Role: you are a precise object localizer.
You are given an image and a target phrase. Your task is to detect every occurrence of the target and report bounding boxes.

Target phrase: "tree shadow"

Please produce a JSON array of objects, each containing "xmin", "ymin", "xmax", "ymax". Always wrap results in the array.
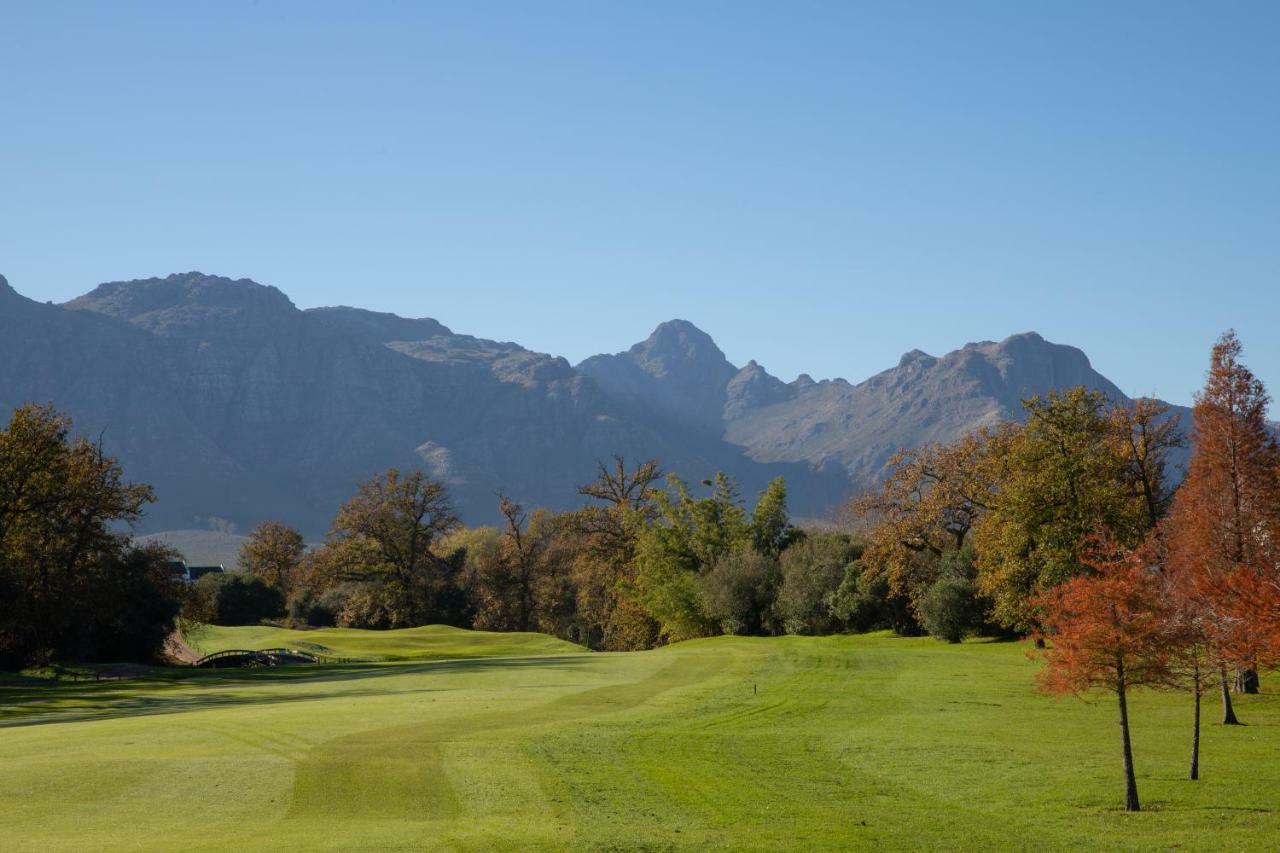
[{"xmin": 0, "ymin": 654, "xmax": 594, "ymax": 729}]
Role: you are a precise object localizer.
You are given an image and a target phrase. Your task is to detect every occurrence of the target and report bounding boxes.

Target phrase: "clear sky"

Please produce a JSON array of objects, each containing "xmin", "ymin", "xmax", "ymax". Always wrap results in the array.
[{"xmin": 2, "ymin": 2, "xmax": 1277, "ymax": 405}]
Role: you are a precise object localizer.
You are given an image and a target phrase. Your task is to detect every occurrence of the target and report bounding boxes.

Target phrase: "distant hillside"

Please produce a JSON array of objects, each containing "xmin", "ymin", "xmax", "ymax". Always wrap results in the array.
[
  {"xmin": 1, "ymin": 270, "xmax": 1185, "ymax": 535},
  {"xmin": 135, "ymin": 529, "xmax": 250, "ymax": 570}
]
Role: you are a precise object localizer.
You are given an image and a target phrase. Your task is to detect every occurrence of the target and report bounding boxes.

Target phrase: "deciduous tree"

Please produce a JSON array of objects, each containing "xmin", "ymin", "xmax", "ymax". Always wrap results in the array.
[
  {"xmin": 560, "ymin": 457, "xmax": 662, "ymax": 649},
  {"xmin": 0, "ymin": 404, "xmax": 175, "ymax": 667},
  {"xmin": 327, "ymin": 468, "xmax": 460, "ymax": 625},
  {"xmin": 1163, "ymin": 331, "xmax": 1280, "ymax": 723},
  {"xmin": 239, "ymin": 521, "xmax": 306, "ymax": 597},
  {"xmin": 975, "ymin": 389, "xmax": 1152, "ymax": 631},
  {"xmin": 852, "ymin": 425, "xmax": 1010, "ymax": 610},
  {"xmin": 1034, "ymin": 541, "xmax": 1181, "ymax": 812}
]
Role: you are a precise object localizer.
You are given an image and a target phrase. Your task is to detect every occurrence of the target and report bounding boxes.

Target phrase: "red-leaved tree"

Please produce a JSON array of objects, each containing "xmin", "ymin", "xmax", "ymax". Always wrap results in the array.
[
  {"xmin": 1163, "ymin": 331, "xmax": 1280, "ymax": 725},
  {"xmin": 1155, "ymin": 537, "xmax": 1217, "ymax": 780},
  {"xmin": 1034, "ymin": 541, "xmax": 1180, "ymax": 812}
]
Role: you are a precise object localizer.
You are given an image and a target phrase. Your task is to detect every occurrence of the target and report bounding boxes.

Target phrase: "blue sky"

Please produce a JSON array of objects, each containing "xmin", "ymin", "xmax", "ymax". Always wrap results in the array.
[{"xmin": 2, "ymin": 2, "xmax": 1277, "ymax": 405}]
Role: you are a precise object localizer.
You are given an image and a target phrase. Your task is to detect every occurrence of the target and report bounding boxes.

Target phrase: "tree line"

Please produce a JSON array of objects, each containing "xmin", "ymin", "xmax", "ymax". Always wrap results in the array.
[{"xmin": 213, "ymin": 462, "xmax": 889, "ymax": 651}]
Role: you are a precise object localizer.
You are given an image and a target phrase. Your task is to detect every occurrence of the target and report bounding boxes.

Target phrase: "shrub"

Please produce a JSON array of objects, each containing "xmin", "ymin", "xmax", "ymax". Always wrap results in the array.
[
  {"xmin": 305, "ymin": 585, "xmax": 355, "ymax": 627},
  {"xmin": 700, "ymin": 547, "xmax": 781, "ymax": 636},
  {"xmin": 285, "ymin": 588, "xmax": 314, "ymax": 625},
  {"xmin": 776, "ymin": 534, "xmax": 861, "ymax": 635},
  {"xmin": 919, "ymin": 576, "xmax": 984, "ymax": 643},
  {"xmin": 829, "ymin": 565, "xmax": 921, "ymax": 635},
  {"xmin": 919, "ymin": 548, "xmax": 992, "ymax": 643},
  {"xmin": 285, "ymin": 587, "xmax": 343, "ymax": 628}
]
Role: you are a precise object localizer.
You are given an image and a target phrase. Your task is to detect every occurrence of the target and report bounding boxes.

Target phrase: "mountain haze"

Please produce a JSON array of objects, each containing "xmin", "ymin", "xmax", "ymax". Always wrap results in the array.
[{"xmin": 1, "ymin": 272, "xmax": 1176, "ymax": 536}]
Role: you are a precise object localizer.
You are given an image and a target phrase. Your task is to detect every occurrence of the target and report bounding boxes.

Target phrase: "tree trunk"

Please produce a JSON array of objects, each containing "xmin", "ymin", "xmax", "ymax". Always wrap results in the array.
[
  {"xmin": 1190, "ymin": 672, "xmax": 1201, "ymax": 781},
  {"xmin": 1117, "ymin": 661, "xmax": 1141, "ymax": 812},
  {"xmin": 1235, "ymin": 668, "xmax": 1260, "ymax": 695},
  {"xmin": 1220, "ymin": 664, "xmax": 1241, "ymax": 725}
]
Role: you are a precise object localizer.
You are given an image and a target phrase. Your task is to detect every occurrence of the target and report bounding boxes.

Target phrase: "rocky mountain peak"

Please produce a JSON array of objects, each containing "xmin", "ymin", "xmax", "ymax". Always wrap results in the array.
[
  {"xmin": 897, "ymin": 349, "xmax": 937, "ymax": 369},
  {"xmin": 628, "ymin": 319, "xmax": 734, "ymax": 380},
  {"xmin": 961, "ymin": 331, "xmax": 1121, "ymax": 404},
  {"xmin": 576, "ymin": 319, "xmax": 738, "ymax": 434},
  {"xmin": 725, "ymin": 359, "xmax": 792, "ymax": 420},
  {"xmin": 65, "ymin": 272, "xmax": 300, "ymax": 341}
]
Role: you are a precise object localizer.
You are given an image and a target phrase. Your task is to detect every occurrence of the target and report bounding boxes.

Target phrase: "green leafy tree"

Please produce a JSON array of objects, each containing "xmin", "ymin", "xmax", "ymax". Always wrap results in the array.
[
  {"xmin": 633, "ymin": 473, "xmax": 754, "ymax": 642},
  {"xmin": 751, "ymin": 477, "xmax": 799, "ymax": 558},
  {"xmin": 700, "ymin": 546, "xmax": 781, "ymax": 635},
  {"xmin": 974, "ymin": 389, "xmax": 1152, "ymax": 631}
]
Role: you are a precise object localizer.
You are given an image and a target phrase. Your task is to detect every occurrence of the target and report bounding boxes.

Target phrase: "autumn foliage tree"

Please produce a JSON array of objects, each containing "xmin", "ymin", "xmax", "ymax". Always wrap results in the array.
[
  {"xmin": 324, "ymin": 468, "xmax": 462, "ymax": 626},
  {"xmin": 851, "ymin": 425, "xmax": 1011, "ymax": 612},
  {"xmin": 1155, "ymin": 537, "xmax": 1217, "ymax": 781},
  {"xmin": 239, "ymin": 521, "xmax": 306, "ymax": 598},
  {"xmin": 463, "ymin": 494, "xmax": 573, "ymax": 634},
  {"xmin": 1034, "ymin": 541, "xmax": 1182, "ymax": 812},
  {"xmin": 1164, "ymin": 331, "xmax": 1280, "ymax": 725},
  {"xmin": 1109, "ymin": 399, "xmax": 1185, "ymax": 531},
  {"xmin": 561, "ymin": 456, "xmax": 663, "ymax": 650}
]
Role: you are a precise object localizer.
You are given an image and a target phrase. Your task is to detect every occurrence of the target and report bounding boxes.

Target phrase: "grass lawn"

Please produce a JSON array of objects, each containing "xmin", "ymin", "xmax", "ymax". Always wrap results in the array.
[
  {"xmin": 182, "ymin": 623, "xmax": 586, "ymax": 662},
  {"xmin": 1, "ymin": 631, "xmax": 1277, "ymax": 851}
]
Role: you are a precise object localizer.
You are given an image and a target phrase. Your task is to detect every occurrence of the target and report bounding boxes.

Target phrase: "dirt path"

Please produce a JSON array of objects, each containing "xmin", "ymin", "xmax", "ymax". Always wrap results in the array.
[{"xmin": 164, "ymin": 630, "xmax": 201, "ymax": 665}]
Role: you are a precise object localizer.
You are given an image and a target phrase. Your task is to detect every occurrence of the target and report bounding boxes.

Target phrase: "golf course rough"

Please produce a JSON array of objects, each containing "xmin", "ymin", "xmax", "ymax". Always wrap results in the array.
[{"xmin": 1, "ymin": 628, "xmax": 1277, "ymax": 851}]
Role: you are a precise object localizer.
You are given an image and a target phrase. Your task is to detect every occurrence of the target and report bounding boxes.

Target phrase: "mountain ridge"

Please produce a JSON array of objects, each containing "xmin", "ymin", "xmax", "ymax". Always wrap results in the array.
[{"xmin": 2, "ymin": 271, "xmax": 1180, "ymax": 535}]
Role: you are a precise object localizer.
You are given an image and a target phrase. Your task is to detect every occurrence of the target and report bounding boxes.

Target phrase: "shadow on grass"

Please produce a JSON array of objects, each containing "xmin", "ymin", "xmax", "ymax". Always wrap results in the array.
[{"xmin": 0, "ymin": 654, "xmax": 594, "ymax": 729}]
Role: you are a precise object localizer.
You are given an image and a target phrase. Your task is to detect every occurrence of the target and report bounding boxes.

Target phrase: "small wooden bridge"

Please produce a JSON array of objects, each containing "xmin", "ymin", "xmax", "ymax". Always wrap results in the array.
[{"xmin": 192, "ymin": 648, "xmax": 354, "ymax": 669}]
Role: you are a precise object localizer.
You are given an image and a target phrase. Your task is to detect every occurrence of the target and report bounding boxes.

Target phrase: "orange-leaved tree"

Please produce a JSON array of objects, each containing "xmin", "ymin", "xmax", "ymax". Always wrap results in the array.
[
  {"xmin": 1153, "ymin": 532, "xmax": 1217, "ymax": 781},
  {"xmin": 1163, "ymin": 331, "xmax": 1280, "ymax": 724},
  {"xmin": 1034, "ymin": 539, "xmax": 1182, "ymax": 812}
]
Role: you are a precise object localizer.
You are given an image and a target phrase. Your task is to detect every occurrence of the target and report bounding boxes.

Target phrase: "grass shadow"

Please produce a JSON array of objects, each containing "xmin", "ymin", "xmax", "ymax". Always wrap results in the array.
[{"xmin": 0, "ymin": 654, "xmax": 595, "ymax": 729}]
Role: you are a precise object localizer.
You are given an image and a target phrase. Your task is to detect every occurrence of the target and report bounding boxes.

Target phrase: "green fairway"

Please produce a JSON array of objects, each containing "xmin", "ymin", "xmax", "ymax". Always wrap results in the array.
[
  {"xmin": 182, "ymin": 623, "xmax": 586, "ymax": 662},
  {"xmin": 1, "ymin": 632, "xmax": 1277, "ymax": 851}
]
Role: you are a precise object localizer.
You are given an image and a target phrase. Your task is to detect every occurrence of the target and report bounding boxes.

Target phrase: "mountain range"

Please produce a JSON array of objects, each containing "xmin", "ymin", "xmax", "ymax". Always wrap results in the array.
[{"xmin": 0, "ymin": 272, "xmax": 1179, "ymax": 536}]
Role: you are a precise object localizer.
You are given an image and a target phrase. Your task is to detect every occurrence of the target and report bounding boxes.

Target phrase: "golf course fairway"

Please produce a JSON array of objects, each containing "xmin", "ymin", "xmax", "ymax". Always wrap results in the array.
[{"xmin": 1, "ymin": 629, "xmax": 1277, "ymax": 851}]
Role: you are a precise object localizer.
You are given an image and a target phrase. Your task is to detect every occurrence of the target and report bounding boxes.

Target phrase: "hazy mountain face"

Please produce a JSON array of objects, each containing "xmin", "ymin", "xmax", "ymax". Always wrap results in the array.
[
  {"xmin": 578, "ymin": 320, "xmax": 1176, "ymax": 487},
  {"xmin": 578, "ymin": 320, "xmax": 739, "ymax": 433},
  {"xmin": 721, "ymin": 333, "xmax": 1138, "ymax": 484},
  {"xmin": 1, "ymin": 271, "xmax": 1172, "ymax": 536}
]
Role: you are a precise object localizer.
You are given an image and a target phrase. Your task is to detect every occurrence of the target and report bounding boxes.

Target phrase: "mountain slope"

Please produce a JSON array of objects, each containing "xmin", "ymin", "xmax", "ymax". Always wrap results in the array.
[
  {"xmin": 5, "ymin": 273, "xmax": 846, "ymax": 535},
  {"xmin": 577, "ymin": 319, "xmax": 739, "ymax": 433},
  {"xmin": 2, "ymin": 271, "xmax": 1178, "ymax": 536},
  {"xmin": 579, "ymin": 322, "xmax": 1172, "ymax": 487},
  {"xmin": 722, "ymin": 332, "xmax": 1141, "ymax": 482}
]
